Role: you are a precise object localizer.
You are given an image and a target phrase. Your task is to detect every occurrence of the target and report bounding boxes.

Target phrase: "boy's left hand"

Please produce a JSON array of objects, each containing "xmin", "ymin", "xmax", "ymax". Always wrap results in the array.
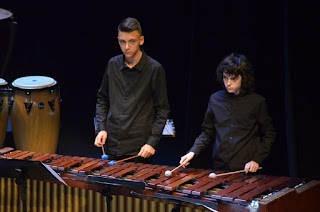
[
  {"xmin": 244, "ymin": 161, "xmax": 259, "ymax": 173},
  {"xmin": 138, "ymin": 144, "xmax": 155, "ymax": 158}
]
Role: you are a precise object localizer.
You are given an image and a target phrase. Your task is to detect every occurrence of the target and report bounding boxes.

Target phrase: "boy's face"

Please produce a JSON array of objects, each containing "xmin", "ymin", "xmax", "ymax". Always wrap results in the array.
[
  {"xmin": 118, "ymin": 30, "xmax": 144, "ymax": 59},
  {"xmin": 223, "ymin": 73, "xmax": 242, "ymax": 95}
]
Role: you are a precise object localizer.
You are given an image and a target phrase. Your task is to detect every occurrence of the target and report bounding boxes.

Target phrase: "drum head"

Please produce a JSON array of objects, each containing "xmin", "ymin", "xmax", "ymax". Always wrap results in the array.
[
  {"xmin": 12, "ymin": 76, "xmax": 57, "ymax": 89},
  {"xmin": 0, "ymin": 8, "xmax": 12, "ymax": 21},
  {"xmin": 0, "ymin": 78, "xmax": 7, "ymax": 86}
]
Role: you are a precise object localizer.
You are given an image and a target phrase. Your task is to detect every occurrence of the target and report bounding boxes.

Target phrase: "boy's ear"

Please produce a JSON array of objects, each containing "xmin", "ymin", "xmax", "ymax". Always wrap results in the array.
[{"xmin": 140, "ymin": 36, "xmax": 144, "ymax": 45}]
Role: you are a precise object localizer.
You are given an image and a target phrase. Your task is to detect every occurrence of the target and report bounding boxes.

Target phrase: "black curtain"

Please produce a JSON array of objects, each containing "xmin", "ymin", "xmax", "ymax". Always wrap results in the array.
[{"xmin": 1, "ymin": 0, "xmax": 319, "ymax": 179}]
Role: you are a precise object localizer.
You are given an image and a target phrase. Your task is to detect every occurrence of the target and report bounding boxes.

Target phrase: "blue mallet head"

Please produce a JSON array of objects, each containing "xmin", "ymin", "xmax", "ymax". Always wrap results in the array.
[
  {"xmin": 101, "ymin": 154, "xmax": 109, "ymax": 160},
  {"xmin": 108, "ymin": 161, "xmax": 116, "ymax": 166}
]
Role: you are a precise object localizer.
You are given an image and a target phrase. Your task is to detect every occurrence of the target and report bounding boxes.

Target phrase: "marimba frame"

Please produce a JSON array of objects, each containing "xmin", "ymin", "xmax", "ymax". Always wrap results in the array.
[{"xmin": 1, "ymin": 147, "xmax": 319, "ymax": 212}]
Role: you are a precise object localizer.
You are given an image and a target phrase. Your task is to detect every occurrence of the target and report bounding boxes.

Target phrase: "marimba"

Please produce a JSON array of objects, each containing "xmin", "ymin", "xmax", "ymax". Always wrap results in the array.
[{"xmin": 0, "ymin": 147, "xmax": 319, "ymax": 212}]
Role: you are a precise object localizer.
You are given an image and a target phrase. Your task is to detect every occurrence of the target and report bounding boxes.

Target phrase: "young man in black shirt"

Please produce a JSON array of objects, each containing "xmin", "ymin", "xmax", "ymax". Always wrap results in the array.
[
  {"xmin": 180, "ymin": 53, "xmax": 276, "ymax": 173},
  {"xmin": 94, "ymin": 17, "xmax": 170, "ymax": 163}
]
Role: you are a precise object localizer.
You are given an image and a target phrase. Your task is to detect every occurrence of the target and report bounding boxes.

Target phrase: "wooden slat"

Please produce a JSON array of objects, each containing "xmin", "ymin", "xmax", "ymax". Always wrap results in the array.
[
  {"xmin": 1, "ymin": 150, "xmax": 22, "ymax": 158},
  {"xmin": 164, "ymin": 170, "xmax": 204, "ymax": 191},
  {"xmin": 146, "ymin": 166, "xmax": 178, "ymax": 187},
  {"xmin": 211, "ymin": 174, "xmax": 264, "ymax": 199},
  {"xmin": 110, "ymin": 165, "xmax": 139, "ymax": 178},
  {"xmin": 8, "ymin": 151, "xmax": 32, "ymax": 159},
  {"xmin": 192, "ymin": 178, "xmax": 225, "ymax": 196},
  {"xmin": 221, "ymin": 176, "xmax": 276, "ymax": 202},
  {"xmin": 57, "ymin": 157, "xmax": 88, "ymax": 171},
  {"xmin": 182, "ymin": 177, "xmax": 214, "ymax": 194},
  {"xmin": 14, "ymin": 152, "xmax": 36, "ymax": 160},
  {"xmin": 164, "ymin": 175, "xmax": 198, "ymax": 191},
  {"xmin": 78, "ymin": 160, "xmax": 108, "ymax": 174},
  {"xmin": 0, "ymin": 147, "xmax": 14, "ymax": 155},
  {"xmin": 128, "ymin": 166, "xmax": 168, "ymax": 181},
  {"xmin": 46, "ymin": 156, "xmax": 72, "ymax": 166},
  {"xmin": 70, "ymin": 159, "xmax": 102, "ymax": 173},
  {"xmin": 182, "ymin": 172, "xmax": 237, "ymax": 195},
  {"xmin": 101, "ymin": 163, "xmax": 135, "ymax": 177},
  {"xmin": 156, "ymin": 173, "xmax": 188, "ymax": 189},
  {"xmin": 211, "ymin": 181, "xmax": 247, "ymax": 199},
  {"xmin": 210, "ymin": 174, "xmax": 256, "ymax": 199},
  {"xmin": 234, "ymin": 176, "xmax": 291, "ymax": 203},
  {"xmin": 134, "ymin": 163, "xmax": 153, "ymax": 171},
  {"xmin": 29, "ymin": 153, "xmax": 52, "ymax": 161},
  {"xmin": 29, "ymin": 152, "xmax": 46, "ymax": 159},
  {"xmin": 51, "ymin": 156, "xmax": 80, "ymax": 169},
  {"xmin": 193, "ymin": 170, "xmax": 213, "ymax": 180},
  {"xmin": 271, "ymin": 177, "xmax": 305, "ymax": 191},
  {"xmin": 30, "ymin": 154, "xmax": 59, "ymax": 162},
  {"xmin": 93, "ymin": 162, "xmax": 126, "ymax": 176}
]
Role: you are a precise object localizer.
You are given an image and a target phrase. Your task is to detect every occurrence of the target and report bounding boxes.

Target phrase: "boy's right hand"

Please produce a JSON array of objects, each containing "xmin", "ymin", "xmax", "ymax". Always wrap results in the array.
[
  {"xmin": 180, "ymin": 152, "xmax": 195, "ymax": 168},
  {"xmin": 94, "ymin": 131, "xmax": 108, "ymax": 147}
]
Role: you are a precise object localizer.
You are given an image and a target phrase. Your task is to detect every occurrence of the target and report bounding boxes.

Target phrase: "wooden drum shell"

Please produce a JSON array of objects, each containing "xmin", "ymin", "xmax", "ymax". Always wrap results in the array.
[
  {"xmin": 0, "ymin": 89, "xmax": 10, "ymax": 148},
  {"xmin": 11, "ymin": 85, "xmax": 60, "ymax": 153}
]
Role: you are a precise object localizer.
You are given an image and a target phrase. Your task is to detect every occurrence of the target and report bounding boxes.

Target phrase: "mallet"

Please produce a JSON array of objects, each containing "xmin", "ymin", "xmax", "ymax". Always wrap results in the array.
[
  {"xmin": 209, "ymin": 167, "xmax": 262, "ymax": 178},
  {"xmin": 101, "ymin": 144, "xmax": 109, "ymax": 160},
  {"xmin": 108, "ymin": 155, "xmax": 140, "ymax": 166},
  {"xmin": 165, "ymin": 164, "xmax": 183, "ymax": 177}
]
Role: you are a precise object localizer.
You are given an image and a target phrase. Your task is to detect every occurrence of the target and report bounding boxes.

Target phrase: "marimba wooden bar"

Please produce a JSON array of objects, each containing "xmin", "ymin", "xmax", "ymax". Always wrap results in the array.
[{"xmin": 1, "ymin": 147, "xmax": 319, "ymax": 212}]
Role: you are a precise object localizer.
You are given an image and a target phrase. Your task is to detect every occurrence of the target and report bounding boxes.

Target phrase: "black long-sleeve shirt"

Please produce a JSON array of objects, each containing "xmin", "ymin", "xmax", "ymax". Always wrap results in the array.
[
  {"xmin": 189, "ymin": 90, "xmax": 276, "ymax": 171},
  {"xmin": 96, "ymin": 50, "xmax": 170, "ymax": 156}
]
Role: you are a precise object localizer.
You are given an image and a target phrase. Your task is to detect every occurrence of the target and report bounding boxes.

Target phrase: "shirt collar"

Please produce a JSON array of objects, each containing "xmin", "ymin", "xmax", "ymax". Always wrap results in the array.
[
  {"xmin": 121, "ymin": 49, "xmax": 147, "ymax": 72},
  {"xmin": 224, "ymin": 89, "xmax": 247, "ymax": 98}
]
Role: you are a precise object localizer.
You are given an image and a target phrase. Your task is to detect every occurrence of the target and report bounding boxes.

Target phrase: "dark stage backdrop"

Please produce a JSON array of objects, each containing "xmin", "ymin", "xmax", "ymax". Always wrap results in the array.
[{"xmin": 1, "ymin": 0, "xmax": 319, "ymax": 180}]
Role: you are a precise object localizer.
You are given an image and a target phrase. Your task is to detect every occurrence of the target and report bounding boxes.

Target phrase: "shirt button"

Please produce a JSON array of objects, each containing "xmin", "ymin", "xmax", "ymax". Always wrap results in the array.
[{"xmin": 230, "ymin": 137, "xmax": 233, "ymax": 140}]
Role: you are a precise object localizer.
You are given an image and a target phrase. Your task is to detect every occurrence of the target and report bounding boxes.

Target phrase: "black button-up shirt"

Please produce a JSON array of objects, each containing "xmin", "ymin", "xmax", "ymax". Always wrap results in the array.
[
  {"xmin": 96, "ymin": 50, "xmax": 170, "ymax": 156},
  {"xmin": 189, "ymin": 90, "xmax": 276, "ymax": 171}
]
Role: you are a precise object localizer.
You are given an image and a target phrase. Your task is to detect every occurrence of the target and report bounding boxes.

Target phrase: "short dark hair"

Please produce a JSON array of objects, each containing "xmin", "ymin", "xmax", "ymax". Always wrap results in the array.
[
  {"xmin": 216, "ymin": 53, "xmax": 255, "ymax": 94},
  {"xmin": 118, "ymin": 17, "xmax": 142, "ymax": 35}
]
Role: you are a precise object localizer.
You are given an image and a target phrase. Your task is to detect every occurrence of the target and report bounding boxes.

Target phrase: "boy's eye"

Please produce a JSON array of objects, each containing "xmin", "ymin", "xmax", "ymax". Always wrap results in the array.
[{"xmin": 223, "ymin": 75, "xmax": 237, "ymax": 81}]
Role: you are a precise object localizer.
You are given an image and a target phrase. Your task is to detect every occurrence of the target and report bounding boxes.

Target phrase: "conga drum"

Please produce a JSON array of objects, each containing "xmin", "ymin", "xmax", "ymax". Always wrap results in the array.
[
  {"xmin": 0, "ymin": 8, "xmax": 16, "ymax": 76},
  {"xmin": 0, "ymin": 78, "xmax": 10, "ymax": 148},
  {"xmin": 11, "ymin": 76, "xmax": 60, "ymax": 153}
]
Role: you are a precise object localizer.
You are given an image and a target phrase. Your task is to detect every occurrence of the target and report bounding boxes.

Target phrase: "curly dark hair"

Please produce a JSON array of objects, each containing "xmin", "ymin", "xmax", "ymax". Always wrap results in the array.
[{"xmin": 216, "ymin": 53, "xmax": 255, "ymax": 94}]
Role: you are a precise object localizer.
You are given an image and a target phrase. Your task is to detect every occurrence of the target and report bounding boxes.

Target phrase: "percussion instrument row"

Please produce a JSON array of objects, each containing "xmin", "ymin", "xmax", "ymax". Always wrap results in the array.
[
  {"xmin": 1, "ymin": 147, "xmax": 319, "ymax": 212},
  {"xmin": 0, "ymin": 76, "xmax": 60, "ymax": 154}
]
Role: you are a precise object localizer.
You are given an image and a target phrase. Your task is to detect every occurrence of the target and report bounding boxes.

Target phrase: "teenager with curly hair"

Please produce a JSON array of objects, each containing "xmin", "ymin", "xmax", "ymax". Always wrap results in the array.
[{"xmin": 180, "ymin": 53, "xmax": 276, "ymax": 172}]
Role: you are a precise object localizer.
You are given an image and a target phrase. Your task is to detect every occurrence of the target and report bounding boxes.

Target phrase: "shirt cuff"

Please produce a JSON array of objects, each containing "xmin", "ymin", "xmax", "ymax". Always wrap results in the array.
[
  {"xmin": 189, "ymin": 146, "xmax": 201, "ymax": 157},
  {"xmin": 146, "ymin": 136, "xmax": 160, "ymax": 149}
]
